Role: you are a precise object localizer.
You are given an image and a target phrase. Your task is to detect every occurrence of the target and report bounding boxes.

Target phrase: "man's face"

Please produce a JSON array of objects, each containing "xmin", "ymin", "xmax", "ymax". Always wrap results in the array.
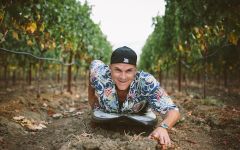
[{"xmin": 110, "ymin": 63, "xmax": 137, "ymax": 91}]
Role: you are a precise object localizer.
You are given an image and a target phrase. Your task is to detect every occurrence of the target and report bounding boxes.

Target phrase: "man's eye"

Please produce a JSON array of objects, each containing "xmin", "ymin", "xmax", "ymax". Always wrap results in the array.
[
  {"xmin": 115, "ymin": 69, "xmax": 121, "ymax": 72},
  {"xmin": 126, "ymin": 70, "xmax": 134, "ymax": 73}
]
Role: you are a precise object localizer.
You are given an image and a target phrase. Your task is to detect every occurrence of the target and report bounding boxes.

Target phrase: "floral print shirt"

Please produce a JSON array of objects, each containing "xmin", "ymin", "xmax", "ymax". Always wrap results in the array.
[{"xmin": 90, "ymin": 60, "xmax": 178, "ymax": 115}]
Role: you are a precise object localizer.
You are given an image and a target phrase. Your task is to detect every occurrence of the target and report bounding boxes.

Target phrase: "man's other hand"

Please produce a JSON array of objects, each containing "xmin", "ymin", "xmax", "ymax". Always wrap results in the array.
[{"xmin": 148, "ymin": 127, "xmax": 171, "ymax": 147}]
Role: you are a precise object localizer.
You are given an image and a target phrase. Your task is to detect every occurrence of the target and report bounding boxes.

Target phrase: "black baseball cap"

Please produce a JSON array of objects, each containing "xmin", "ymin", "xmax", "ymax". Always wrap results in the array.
[{"xmin": 110, "ymin": 46, "xmax": 137, "ymax": 66}]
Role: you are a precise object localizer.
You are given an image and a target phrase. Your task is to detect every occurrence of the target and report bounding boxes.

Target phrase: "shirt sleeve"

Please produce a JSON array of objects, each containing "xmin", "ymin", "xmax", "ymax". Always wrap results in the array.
[
  {"xmin": 89, "ymin": 60, "xmax": 107, "ymax": 92},
  {"xmin": 140, "ymin": 73, "xmax": 178, "ymax": 115}
]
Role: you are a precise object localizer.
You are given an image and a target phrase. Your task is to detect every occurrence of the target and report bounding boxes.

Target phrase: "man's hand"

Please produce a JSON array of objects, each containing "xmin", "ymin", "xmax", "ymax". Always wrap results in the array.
[
  {"xmin": 148, "ymin": 127, "xmax": 171, "ymax": 146},
  {"xmin": 88, "ymin": 74, "xmax": 98, "ymax": 109},
  {"xmin": 148, "ymin": 109, "xmax": 180, "ymax": 148}
]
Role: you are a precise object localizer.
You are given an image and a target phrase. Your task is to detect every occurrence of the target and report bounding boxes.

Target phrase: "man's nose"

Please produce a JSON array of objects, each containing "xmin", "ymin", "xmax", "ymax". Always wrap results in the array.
[{"xmin": 120, "ymin": 72, "xmax": 127, "ymax": 80}]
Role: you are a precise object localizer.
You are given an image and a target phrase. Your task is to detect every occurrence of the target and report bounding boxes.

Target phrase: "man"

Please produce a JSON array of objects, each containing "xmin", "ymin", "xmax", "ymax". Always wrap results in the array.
[{"xmin": 88, "ymin": 46, "xmax": 180, "ymax": 146}]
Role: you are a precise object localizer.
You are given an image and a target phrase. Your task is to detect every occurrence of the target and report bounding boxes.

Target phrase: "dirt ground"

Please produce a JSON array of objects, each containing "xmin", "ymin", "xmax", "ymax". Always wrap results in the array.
[{"xmin": 0, "ymin": 81, "xmax": 240, "ymax": 150}]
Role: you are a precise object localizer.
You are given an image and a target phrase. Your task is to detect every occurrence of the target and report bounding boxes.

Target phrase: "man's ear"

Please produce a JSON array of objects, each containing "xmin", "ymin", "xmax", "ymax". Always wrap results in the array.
[
  {"xmin": 109, "ymin": 64, "xmax": 113, "ymax": 72},
  {"xmin": 134, "ymin": 66, "xmax": 137, "ymax": 73}
]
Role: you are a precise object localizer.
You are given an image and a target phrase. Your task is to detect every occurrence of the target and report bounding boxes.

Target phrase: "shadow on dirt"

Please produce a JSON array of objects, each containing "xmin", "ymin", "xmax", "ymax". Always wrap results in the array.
[{"xmin": 91, "ymin": 120, "xmax": 155, "ymax": 137}]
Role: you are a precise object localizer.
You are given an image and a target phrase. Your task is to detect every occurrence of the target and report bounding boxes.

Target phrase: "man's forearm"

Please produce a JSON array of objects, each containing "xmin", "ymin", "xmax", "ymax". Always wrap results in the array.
[
  {"xmin": 161, "ymin": 109, "xmax": 180, "ymax": 129},
  {"xmin": 88, "ymin": 83, "xmax": 98, "ymax": 109}
]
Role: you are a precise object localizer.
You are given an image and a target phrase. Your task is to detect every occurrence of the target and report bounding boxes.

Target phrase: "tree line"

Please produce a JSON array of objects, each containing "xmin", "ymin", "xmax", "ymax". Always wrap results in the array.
[
  {"xmin": 0, "ymin": 0, "xmax": 112, "ymax": 95},
  {"xmin": 139, "ymin": 0, "xmax": 240, "ymax": 98}
]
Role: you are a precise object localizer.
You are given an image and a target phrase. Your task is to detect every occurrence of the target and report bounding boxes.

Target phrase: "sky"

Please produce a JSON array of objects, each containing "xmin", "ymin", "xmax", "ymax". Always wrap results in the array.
[{"xmin": 81, "ymin": 0, "xmax": 166, "ymax": 58}]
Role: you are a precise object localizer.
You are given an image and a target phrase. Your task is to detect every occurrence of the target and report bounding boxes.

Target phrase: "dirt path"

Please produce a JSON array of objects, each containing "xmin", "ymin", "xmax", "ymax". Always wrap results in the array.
[{"xmin": 0, "ymin": 83, "xmax": 239, "ymax": 150}]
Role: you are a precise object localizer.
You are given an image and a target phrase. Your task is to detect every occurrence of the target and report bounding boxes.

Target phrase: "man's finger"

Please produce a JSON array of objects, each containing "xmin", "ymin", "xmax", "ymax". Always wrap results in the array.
[
  {"xmin": 164, "ymin": 136, "xmax": 171, "ymax": 146},
  {"xmin": 149, "ymin": 133, "xmax": 158, "ymax": 140},
  {"xmin": 148, "ymin": 134, "xmax": 154, "ymax": 139},
  {"xmin": 161, "ymin": 144, "xmax": 167, "ymax": 150},
  {"xmin": 159, "ymin": 135, "xmax": 165, "ymax": 144}
]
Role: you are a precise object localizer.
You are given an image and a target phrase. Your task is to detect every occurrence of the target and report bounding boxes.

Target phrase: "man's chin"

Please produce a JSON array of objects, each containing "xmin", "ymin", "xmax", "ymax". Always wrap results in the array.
[{"xmin": 116, "ymin": 85, "xmax": 129, "ymax": 91}]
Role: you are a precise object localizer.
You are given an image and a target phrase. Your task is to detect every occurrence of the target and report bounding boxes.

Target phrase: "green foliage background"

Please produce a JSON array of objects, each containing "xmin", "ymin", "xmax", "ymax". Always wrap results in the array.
[
  {"xmin": 0, "ymin": 0, "xmax": 112, "ymax": 71},
  {"xmin": 139, "ymin": 0, "xmax": 240, "ymax": 86}
]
